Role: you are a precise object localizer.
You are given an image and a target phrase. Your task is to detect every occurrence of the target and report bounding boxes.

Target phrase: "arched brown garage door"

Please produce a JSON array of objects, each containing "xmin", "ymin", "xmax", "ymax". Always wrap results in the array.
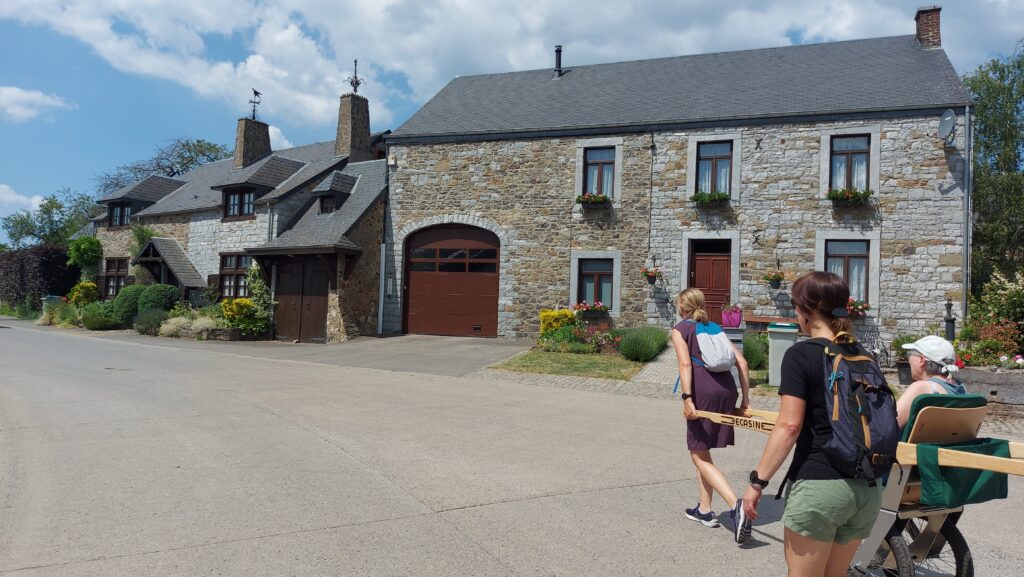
[{"xmin": 404, "ymin": 225, "xmax": 499, "ymax": 337}]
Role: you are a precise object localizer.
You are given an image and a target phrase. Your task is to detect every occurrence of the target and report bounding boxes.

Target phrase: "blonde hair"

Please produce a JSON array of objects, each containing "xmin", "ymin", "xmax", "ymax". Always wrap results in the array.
[{"xmin": 676, "ymin": 288, "xmax": 710, "ymax": 323}]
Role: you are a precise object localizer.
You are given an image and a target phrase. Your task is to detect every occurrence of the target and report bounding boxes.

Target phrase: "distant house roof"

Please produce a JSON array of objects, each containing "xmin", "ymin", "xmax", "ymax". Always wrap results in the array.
[
  {"xmin": 389, "ymin": 35, "xmax": 972, "ymax": 142},
  {"xmin": 99, "ymin": 175, "xmax": 186, "ymax": 203},
  {"xmin": 247, "ymin": 160, "xmax": 387, "ymax": 255},
  {"xmin": 212, "ymin": 156, "xmax": 305, "ymax": 190},
  {"xmin": 131, "ymin": 237, "xmax": 206, "ymax": 288}
]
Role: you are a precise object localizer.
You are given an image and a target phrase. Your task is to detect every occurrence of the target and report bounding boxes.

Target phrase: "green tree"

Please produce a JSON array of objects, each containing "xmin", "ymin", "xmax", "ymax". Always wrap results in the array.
[
  {"xmin": 0, "ymin": 242, "xmax": 9, "ymax": 253},
  {"xmin": 1, "ymin": 188, "xmax": 98, "ymax": 248},
  {"xmin": 95, "ymin": 138, "xmax": 230, "ymax": 197},
  {"xmin": 67, "ymin": 236, "xmax": 104, "ymax": 279},
  {"xmin": 964, "ymin": 39, "xmax": 1024, "ymax": 293}
]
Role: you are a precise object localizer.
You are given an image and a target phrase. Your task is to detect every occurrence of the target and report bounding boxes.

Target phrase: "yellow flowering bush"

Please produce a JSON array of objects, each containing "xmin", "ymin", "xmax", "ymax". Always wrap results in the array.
[
  {"xmin": 539, "ymin": 308, "xmax": 577, "ymax": 335},
  {"xmin": 67, "ymin": 281, "xmax": 100, "ymax": 306},
  {"xmin": 221, "ymin": 297, "xmax": 255, "ymax": 320}
]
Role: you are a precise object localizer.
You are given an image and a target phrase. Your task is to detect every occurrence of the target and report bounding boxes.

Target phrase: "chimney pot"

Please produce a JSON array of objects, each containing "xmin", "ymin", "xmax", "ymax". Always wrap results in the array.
[
  {"xmin": 554, "ymin": 45, "xmax": 563, "ymax": 77},
  {"xmin": 915, "ymin": 6, "xmax": 942, "ymax": 49},
  {"xmin": 234, "ymin": 118, "xmax": 272, "ymax": 168}
]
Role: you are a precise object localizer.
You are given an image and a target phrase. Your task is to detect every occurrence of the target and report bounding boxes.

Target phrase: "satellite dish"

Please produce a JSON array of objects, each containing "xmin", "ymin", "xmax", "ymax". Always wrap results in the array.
[{"xmin": 938, "ymin": 109, "xmax": 956, "ymax": 143}]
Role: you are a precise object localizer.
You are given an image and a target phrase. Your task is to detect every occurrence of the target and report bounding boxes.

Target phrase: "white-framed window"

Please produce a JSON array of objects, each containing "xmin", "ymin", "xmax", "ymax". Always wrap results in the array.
[
  {"xmin": 575, "ymin": 138, "xmax": 623, "ymax": 207},
  {"xmin": 819, "ymin": 125, "xmax": 881, "ymax": 198},
  {"xmin": 686, "ymin": 132, "xmax": 742, "ymax": 201},
  {"xmin": 569, "ymin": 250, "xmax": 621, "ymax": 315},
  {"xmin": 814, "ymin": 229, "xmax": 881, "ymax": 310}
]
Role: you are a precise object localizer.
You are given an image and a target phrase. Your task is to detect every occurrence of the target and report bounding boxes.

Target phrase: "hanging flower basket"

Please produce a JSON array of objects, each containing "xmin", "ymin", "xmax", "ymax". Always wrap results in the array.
[
  {"xmin": 641, "ymin": 266, "xmax": 663, "ymax": 285},
  {"xmin": 762, "ymin": 271, "xmax": 785, "ymax": 289},
  {"xmin": 847, "ymin": 297, "xmax": 870, "ymax": 317},
  {"xmin": 827, "ymin": 188, "xmax": 873, "ymax": 206},
  {"xmin": 576, "ymin": 193, "xmax": 611, "ymax": 208}
]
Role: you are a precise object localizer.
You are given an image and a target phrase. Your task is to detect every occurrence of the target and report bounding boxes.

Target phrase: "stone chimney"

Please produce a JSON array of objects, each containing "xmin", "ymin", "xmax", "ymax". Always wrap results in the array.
[
  {"xmin": 915, "ymin": 6, "xmax": 941, "ymax": 49},
  {"xmin": 234, "ymin": 118, "xmax": 272, "ymax": 168},
  {"xmin": 335, "ymin": 93, "xmax": 372, "ymax": 161}
]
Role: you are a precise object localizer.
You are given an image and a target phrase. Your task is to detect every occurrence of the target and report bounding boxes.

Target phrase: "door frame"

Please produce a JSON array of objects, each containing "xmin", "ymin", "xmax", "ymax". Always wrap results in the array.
[
  {"xmin": 271, "ymin": 255, "xmax": 334, "ymax": 343},
  {"xmin": 679, "ymin": 230, "xmax": 740, "ymax": 315}
]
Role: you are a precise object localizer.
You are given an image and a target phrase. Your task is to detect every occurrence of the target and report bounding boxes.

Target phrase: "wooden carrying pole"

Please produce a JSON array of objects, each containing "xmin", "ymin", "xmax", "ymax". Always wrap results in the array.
[{"xmin": 693, "ymin": 409, "xmax": 1024, "ymax": 477}]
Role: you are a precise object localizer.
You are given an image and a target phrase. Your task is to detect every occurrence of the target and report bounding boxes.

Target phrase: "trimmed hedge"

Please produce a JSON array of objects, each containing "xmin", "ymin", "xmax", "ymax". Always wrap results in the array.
[
  {"xmin": 0, "ymin": 245, "xmax": 80, "ymax": 308},
  {"xmin": 135, "ymin": 308, "xmax": 168, "ymax": 336},
  {"xmin": 138, "ymin": 284, "xmax": 181, "ymax": 313},
  {"xmin": 111, "ymin": 284, "xmax": 146, "ymax": 325},
  {"xmin": 618, "ymin": 326, "xmax": 669, "ymax": 362},
  {"xmin": 81, "ymin": 302, "xmax": 121, "ymax": 331},
  {"xmin": 742, "ymin": 332, "xmax": 768, "ymax": 371}
]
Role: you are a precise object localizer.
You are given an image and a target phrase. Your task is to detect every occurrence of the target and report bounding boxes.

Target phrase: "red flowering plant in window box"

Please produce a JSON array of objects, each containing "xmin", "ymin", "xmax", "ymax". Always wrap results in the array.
[
  {"xmin": 573, "ymin": 301, "xmax": 610, "ymax": 316},
  {"xmin": 846, "ymin": 297, "xmax": 871, "ymax": 317}
]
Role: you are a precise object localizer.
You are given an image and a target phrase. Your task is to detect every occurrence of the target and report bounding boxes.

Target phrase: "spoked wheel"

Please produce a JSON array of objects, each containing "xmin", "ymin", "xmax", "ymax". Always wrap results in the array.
[
  {"xmin": 850, "ymin": 533, "xmax": 914, "ymax": 577},
  {"xmin": 903, "ymin": 516, "xmax": 973, "ymax": 577}
]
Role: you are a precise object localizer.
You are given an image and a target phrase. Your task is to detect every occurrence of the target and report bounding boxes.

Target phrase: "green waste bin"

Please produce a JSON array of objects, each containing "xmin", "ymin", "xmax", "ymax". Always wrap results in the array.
[{"xmin": 767, "ymin": 322, "xmax": 799, "ymax": 387}]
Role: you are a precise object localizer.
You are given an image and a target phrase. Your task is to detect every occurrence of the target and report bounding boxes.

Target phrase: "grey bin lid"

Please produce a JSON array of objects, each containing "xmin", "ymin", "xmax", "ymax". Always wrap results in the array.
[{"xmin": 767, "ymin": 322, "xmax": 799, "ymax": 331}]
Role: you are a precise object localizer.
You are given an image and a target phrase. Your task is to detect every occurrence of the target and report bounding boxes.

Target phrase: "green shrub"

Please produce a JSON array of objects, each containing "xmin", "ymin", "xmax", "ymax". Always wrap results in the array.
[
  {"xmin": 135, "ymin": 308, "xmax": 168, "ymax": 336},
  {"xmin": 67, "ymin": 237, "xmax": 103, "ymax": 278},
  {"xmin": 742, "ymin": 331, "xmax": 768, "ymax": 371},
  {"xmin": 167, "ymin": 301, "xmax": 197, "ymax": 320},
  {"xmin": 138, "ymin": 284, "xmax": 181, "ymax": 313},
  {"xmin": 539, "ymin": 324, "xmax": 583, "ymax": 345},
  {"xmin": 159, "ymin": 316, "xmax": 192, "ymax": 337},
  {"xmin": 199, "ymin": 303, "xmax": 224, "ymax": 319},
  {"xmin": 890, "ymin": 335, "xmax": 920, "ymax": 362},
  {"xmin": 539, "ymin": 309, "xmax": 578, "ymax": 336},
  {"xmin": 81, "ymin": 302, "xmax": 120, "ymax": 330},
  {"xmin": 15, "ymin": 295, "xmax": 40, "ymax": 320},
  {"xmin": 67, "ymin": 281, "xmax": 100, "ymax": 306},
  {"xmin": 619, "ymin": 326, "xmax": 668, "ymax": 362},
  {"xmin": 111, "ymin": 284, "xmax": 146, "ymax": 325},
  {"xmin": 540, "ymin": 341, "xmax": 597, "ymax": 354}
]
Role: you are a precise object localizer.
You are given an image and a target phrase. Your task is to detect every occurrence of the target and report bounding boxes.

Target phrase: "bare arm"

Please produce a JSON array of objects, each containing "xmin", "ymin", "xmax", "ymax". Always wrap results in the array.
[
  {"xmin": 741, "ymin": 394, "xmax": 805, "ymax": 519},
  {"xmin": 896, "ymin": 381, "xmax": 933, "ymax": 428},
  {"xmin": 730, "ymin": 341, "xmax": 750, "ymax": 409},
  {"xmin": 670, "ymin": 328, "xmax": 697, "ymax": 420}
]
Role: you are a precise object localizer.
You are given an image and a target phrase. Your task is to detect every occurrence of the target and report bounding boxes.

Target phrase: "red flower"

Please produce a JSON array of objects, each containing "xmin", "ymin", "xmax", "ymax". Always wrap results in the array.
[{"xmin": 955, "ymin": 358, "xmax": 965, "ymax": 369}]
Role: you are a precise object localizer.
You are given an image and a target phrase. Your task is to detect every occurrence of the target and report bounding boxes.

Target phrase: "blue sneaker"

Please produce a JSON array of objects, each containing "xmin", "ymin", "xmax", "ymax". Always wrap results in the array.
[
  {"xmin": 729, "ymin": 499, "xmax": 752, "ymax": 543},
  {"xmin": 685, "ymin": 504, "xmax": 720, "ymax": 527}
]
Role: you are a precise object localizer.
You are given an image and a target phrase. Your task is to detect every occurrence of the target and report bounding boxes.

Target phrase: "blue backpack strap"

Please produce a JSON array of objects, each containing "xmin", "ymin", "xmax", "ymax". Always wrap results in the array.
[{"xmin": 673, "ymin": 376, "xmax": 680, "ymax": 395}]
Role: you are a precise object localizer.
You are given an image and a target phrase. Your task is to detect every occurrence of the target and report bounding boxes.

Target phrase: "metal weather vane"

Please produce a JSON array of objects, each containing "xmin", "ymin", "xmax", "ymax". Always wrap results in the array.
[
  {"xmin": 248, "ymin": 88, "xmax": 262, "ymax": 120},
  {"xmin": 346, "ymin": 59, "xmax": 364, "ymax": 94}
]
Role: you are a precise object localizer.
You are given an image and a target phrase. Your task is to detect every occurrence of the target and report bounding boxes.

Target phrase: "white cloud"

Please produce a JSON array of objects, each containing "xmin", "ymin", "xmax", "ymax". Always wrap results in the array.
[
  {"xmin": 0, "ymin": 184, "xmax": 44, "ymax": 213},
  {"xmin": 0, "ymin": 1, "xmax": 1020, "ymax": 131},
  {"xmin": 268, "ymin": 125, "xmax": 293, "ymax": 150},
  {"xmin": 0, "ymin": 86, "xmax": 74, "ymax": 122}
]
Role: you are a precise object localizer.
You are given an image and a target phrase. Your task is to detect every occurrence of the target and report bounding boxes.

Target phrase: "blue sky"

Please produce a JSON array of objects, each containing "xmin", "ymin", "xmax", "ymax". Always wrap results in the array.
[{"xmin": 1, "ymin": 1, "xmax": 1022, "ymax": 245}]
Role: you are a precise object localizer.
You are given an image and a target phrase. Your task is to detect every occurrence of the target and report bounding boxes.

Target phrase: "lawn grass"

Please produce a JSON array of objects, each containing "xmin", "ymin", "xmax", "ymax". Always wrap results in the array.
[{"xmin": 493, "ymin": 351, "xmax": 644, "ymax": 381}]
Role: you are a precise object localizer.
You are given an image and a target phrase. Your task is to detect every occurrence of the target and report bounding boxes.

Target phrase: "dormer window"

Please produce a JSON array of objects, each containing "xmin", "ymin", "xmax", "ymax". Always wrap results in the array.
[
  {"xmin": 319, "ymin": 196, "xmax": 336, "ymax": 214},
  {"xmin": 223, "ymin": 190, "xmax": 255, "ymax": 221},
  {"xmin": 108, "ymin": 202, "xmax": 131, "ymax": 228}
]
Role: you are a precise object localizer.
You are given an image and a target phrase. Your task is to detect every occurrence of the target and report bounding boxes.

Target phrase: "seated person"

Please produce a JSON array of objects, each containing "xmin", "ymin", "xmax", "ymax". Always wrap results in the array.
[{"xmin": 896, "ymin": 335, "xmax": 967, "ymax": 428}]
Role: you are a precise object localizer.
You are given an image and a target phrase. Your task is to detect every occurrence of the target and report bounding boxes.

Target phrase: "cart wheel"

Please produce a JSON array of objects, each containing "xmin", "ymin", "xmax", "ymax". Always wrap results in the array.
[
  {"xmin": 850, "ymin": 533, "xmax": 914, "ymax": 577},
  {"xmin": 904, "ymin": 518, "xmax": 973, "ymax": 577}
]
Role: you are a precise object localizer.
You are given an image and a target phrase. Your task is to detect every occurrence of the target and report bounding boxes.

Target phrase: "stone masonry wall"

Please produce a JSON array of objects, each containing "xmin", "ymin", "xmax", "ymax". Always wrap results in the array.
[
  {"xmin": 97, "ymin": 214, "xmax": 190, "ymax": 279},
  {"xmin": 386, "ymin": 136, "xmax": 653, "ymax": 339},
  {"xmin": 186, "ymin": 208, "xmax": 270, "ymax": 279},
  {"xmin": 325, "ymin": 198, "xmax": 385, "ymax": 342},
  {"xmin": 388, "ymin": 113, "xmax": 966, "ymax": 346}
]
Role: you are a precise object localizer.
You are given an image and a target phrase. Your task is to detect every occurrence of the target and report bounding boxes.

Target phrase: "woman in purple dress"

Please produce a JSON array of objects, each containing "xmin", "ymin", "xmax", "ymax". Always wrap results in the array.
[{"xmin": 671, "ymin": 288, "xmax": 752, "ymax": 543}]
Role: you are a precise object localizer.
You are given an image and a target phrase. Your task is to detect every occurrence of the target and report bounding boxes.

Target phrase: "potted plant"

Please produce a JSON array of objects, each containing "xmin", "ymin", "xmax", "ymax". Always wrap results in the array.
[
  {"xmin": 762, "ymin": 271, "xmax": 785, "ymax": 289},
  {"xmin": 826, "ymin": 188, "xmax": 873, "ymax": 206},
  {"xmin": 576, "ymin": 192, "xmax": 611, "ymax": 208},
  {"xmin": 721, "ymin": 303, "xmax": 742, "ymax": 328},
  {"xmin": 846, "ymin": 297, "xmax": 870, "ymax": 318},
  {"xmin": 890, "ymin": 334, "xmax": 918, "ymax": 386},
  {"xmin": 573, "ymin": 301, "xmax": 610, "ymax": 319},
  {"xmin": 692, "ymin": 190, "xmax": 730, "ymax": 208},
  {"xmin": 640, "ymin": 266, "xmax": 663, "ymax": 285}
]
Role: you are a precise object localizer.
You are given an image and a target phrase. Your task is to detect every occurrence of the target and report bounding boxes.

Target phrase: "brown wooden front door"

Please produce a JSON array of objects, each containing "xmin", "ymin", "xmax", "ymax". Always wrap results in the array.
[
  {"xmin": 404, "ymin": 225, "xmax": 499, "ymax": 337},
  {"xmin": 689, "ymin": 240, "xmax": 731, "ymax": 325},
  {"xmin": 274, "ymin": 256, "xmax": 332, "ymax": 343}
]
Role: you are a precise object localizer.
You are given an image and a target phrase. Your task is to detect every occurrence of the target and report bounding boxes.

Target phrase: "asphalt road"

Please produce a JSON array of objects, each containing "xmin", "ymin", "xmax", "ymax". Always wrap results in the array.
[{"xmin": 1, "ymin": 322, "xmax": 1022, "ymax": 576}]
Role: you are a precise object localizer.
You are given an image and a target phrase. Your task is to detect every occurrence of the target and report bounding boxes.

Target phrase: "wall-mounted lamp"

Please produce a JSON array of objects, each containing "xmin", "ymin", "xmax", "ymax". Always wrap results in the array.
[{"xmin": 386, "ymin": 273, "xmax": 394, "ymax": 297}]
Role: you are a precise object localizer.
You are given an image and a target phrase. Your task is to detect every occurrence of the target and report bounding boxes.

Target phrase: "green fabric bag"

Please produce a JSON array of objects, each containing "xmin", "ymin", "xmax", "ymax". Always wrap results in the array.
[{"xmin": 916, "ymin": 438, "xmax": 1010, "ymax": 508}]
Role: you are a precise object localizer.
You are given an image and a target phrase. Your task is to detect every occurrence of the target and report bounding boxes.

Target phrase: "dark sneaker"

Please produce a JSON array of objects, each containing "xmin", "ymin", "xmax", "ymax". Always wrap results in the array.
[
  {"xmin": 685, "ymin": 504, "xmax": 720, "ymax": 528},
  {"xmin": 729, "ymin": 499, "xmax": 752, "ymax": 543}
]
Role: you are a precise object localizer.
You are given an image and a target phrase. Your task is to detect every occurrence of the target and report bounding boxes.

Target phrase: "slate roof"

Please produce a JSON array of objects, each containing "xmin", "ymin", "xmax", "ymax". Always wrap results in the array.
[
  {"xmin": 247, "ymin": 160, "xmax": 387, "ymax": 254},
  {"xmin": 389, "ymin": 35, "xmax": 972, "ymax": 141},
  {"xmin": 311, "ymin": 171, "xmax": 358, "ymax": 195},
  {"xmin": 99, "ymin": 175, "xmax": 186, "ymax": 203},
  {"xmin": 135, "ymin": 141, "xmax": 340, "ymax": 217},
  {"xmin": 212, "ymin": 156, "xmax": 305, "ymax": 190},
  {"xmin": 131, "ymin": 237, "xmax": 206, "ymax": 288}
]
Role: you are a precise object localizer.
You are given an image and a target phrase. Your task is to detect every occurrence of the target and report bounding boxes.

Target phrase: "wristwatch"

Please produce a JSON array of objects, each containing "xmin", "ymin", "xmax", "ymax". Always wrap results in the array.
[
  {"xmin": 749, "ymin": 470, "xmax": 769, "ymax": 489},
  {"xmin": 681, "ymin": 393, "xmax": 693, "ymax": 401}
]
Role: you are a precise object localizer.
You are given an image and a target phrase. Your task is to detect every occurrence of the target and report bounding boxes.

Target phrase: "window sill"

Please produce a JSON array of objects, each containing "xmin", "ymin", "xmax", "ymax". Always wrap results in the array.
[{"xmin": 221, "ymin": 214, "xmax": 256, "ymax": 223}]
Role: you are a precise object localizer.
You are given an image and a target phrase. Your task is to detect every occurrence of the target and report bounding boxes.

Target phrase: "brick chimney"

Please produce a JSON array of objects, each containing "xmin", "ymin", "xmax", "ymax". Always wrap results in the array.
[
  {"xmin": 915, "ymin": 6, "xmax": 941, "ymax": 49},
  {"xmin": 335, "ymin": 93, "xmax": 371, "ymax": 161},
  {"xmin": 233, "ymin": 118, "xmax": 272, "ymax": 168}
]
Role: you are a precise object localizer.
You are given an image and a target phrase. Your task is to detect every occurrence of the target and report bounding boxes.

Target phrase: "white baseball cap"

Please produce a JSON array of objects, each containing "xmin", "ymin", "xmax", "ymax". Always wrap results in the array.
[{"xmin": 901, "ymin": 335, "xmax": 955, "ymax": 364}]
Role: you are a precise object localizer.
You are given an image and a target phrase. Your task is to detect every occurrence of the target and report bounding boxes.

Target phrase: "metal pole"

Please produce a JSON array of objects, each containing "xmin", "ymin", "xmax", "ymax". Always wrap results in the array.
[{"xmin": 944, "ymin": 299, "xmax": 956, "ymax": 341}]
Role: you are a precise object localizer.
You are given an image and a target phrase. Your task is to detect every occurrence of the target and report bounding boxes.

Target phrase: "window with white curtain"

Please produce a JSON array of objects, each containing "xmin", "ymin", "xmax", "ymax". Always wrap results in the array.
[
  {"xmin": 830, "ymin": 136, "xmax": 870, "ymax": 191},
  {"xmin": 583, "ymin": 148, "xmax": 615, "ymax": 196},
  {"xmin": 696, "ymin": 141, "xmax": 733, "ymax": 194},
  {"xmin": 826, "ymin": 240, "xmax": 870, "ymax": 302}
]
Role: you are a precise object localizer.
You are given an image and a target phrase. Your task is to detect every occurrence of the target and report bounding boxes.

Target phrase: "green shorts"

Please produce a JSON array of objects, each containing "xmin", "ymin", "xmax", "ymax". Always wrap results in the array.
[{"xmin": 783, "ymin": 479, "xmax": 883, "ymax": 544}]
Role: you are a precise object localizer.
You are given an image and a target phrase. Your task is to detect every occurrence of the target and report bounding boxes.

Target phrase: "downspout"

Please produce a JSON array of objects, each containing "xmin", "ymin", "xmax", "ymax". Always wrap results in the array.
[
  {"xmin": 377, "ymin": 146, "xmax": 390, "ymax": 335},
  {"xmin": 963, "ymin": 106, "xmax": 973, "ymax": 318}
]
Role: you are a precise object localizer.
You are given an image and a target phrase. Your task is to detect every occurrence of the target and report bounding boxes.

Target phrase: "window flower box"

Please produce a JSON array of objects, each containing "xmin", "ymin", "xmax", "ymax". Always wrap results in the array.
[
  {"xmin": 576, "ymin": 193, "xmax": 611, "ymax": 208},
  {"xmin": 641, "ymin": 266, "xmax": 663, "ymax": 285},
  {"xmin": 827, "ymin": 188, "xmax": 873, "ymax": 206},
  {"xmin": 692, "ymin": 190, "xmax": 731, "ymax": 208},
  {"xmin": 573, "ymin": 301, "xmax": 610, "ymax": 318},
  {"xmin": 762, "ymin": 271, "xmax": 785, "ymax": 289},
  {"xmin": 847, "ymin": 297, "xmax": 870, "ymax": 317}
]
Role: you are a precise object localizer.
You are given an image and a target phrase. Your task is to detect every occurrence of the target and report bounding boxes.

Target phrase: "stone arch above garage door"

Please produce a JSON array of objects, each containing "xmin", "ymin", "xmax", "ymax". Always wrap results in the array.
[{"xmin": 391, "ymin": 215, "xmax": 516, "ymax": 337}]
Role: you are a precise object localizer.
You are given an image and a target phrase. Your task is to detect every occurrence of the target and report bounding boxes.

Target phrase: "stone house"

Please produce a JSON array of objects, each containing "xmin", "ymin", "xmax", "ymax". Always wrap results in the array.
[
  {"xmin": 94, "ymin": 92, "xmax": 389, "ymax": 343},
  {"xmin": 382, "ymin": 7, "xmax": 972, "ymax": 348}
]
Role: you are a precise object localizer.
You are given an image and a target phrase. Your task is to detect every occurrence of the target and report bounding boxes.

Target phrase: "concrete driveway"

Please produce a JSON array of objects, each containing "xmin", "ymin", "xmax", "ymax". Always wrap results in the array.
[{"xmin": 1, "ymin": 320, "xmax": 1022, "ymax": 576}]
